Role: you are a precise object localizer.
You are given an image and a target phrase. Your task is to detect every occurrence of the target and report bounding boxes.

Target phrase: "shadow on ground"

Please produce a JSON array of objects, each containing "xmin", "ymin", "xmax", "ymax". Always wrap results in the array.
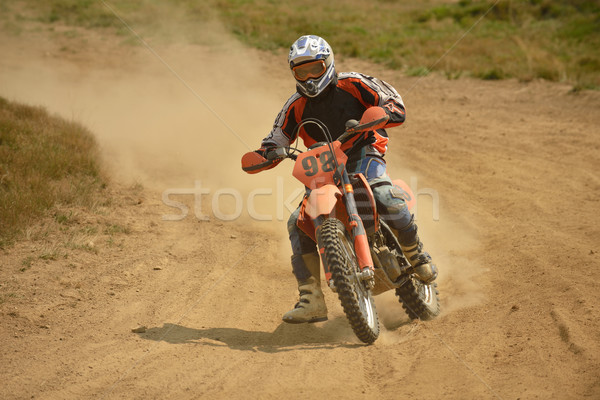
[
  {"xmin": 136, "ymin": 317, "xmax": 376, "ymax": 352},
  {"xmin": 135, "ymin": 314, "xmax": 413, "ymax": 352}
]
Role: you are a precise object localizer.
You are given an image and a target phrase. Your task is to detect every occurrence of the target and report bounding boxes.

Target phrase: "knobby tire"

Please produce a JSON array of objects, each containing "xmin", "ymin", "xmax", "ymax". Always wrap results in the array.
[
  {"xmin": 395, "ymin": 279, "xmax": 440, "ymax": 320},
  {"xmin": 317, "ymin": 218, "xmax": 379, "ymax": 344}
]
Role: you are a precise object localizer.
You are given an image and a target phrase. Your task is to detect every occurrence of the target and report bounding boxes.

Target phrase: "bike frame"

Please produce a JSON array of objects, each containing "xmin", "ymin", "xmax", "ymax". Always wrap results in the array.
[{"xmin": 290, "ymin": 125, "xmax": 375, "ymax": 282}]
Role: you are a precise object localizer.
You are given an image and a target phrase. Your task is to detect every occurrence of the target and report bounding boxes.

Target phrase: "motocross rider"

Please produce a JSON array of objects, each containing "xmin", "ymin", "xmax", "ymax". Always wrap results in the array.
[{"xmin": 241, "ymin": 35, "xmax": 438, "ymax": 324}]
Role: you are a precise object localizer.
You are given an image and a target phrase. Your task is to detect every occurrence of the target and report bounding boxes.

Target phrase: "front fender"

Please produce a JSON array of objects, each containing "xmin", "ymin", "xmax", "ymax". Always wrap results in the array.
[{"xmin": 305, "ymin": 184, "xmax": 342, "ymax": 219}]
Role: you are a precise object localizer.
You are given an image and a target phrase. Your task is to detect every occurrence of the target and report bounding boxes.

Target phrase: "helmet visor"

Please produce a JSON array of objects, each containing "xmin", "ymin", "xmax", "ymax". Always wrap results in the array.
[{"xmin": 292, "ymin": 60, "xmax": 326, "ymax": 82}]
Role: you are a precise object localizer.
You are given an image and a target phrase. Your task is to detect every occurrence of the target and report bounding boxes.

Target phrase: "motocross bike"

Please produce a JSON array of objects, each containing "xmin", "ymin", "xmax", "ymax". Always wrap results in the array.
[{"xmin": 245, "ymin": 107, "xmax": 440, "ymax": 344}]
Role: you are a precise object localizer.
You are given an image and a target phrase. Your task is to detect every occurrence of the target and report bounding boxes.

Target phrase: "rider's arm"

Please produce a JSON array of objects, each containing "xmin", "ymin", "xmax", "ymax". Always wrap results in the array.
[
  {"xmin": 338, "ymin": 72, "xmax": 406, "ymax": 128},
  {"xmin": 381, "ymin": 100, "xmax": 405, "ymax": 128},
  {"xmin": 373, "ymin": 76, "xmax": 406, "ymax": 128},
  {"xmin": 241, "ymin": 94, "xmax": 305, "ymax": 174}
]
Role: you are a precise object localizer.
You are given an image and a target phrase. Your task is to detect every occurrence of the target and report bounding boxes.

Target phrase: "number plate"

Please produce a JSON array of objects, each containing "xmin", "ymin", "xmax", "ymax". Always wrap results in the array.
[{"xmin": 292, "ymin": 142, "xmax": 348, "ymax": 189}]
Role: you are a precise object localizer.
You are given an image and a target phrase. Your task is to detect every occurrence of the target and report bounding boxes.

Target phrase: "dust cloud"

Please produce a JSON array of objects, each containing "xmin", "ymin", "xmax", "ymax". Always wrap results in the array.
[
  {"xmin": 0, "ymin": 16, "xmax": 483, "ymax": 316},
  {"xmin": 383, "ymin": 162, "xmax": 486, "ymax": 316},
  {"xmin": 0, "ymin": 19, "xmax": 303, "ymax": 230}
]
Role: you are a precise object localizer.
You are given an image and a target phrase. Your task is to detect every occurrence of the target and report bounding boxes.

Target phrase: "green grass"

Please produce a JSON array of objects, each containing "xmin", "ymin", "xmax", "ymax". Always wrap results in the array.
[
  {"xmin": 3, "ymin": 0, "xmax": 598, "ymax": 87},
  {"xmin": 213, "ymin": 0, "xmax": 599, "ymax": 87},
  {"xmin": 104, "ymin": 224, "xmax": 131, "ymax": 235},
  {"xmin": 0, "ymin": 97, "xmax": 107, "ymax": 247},
  {"xmin": 6, "ymin": 0, "xmax": 215, "ymax": 43}
]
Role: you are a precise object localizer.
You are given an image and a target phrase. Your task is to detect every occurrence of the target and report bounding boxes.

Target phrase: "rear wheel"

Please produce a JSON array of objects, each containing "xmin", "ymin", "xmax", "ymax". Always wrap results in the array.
[
  {"xmin": 395, "ymin": 278, "xmax": 440, "ymax": 320},
  {"xmin": 378, "ymin": 221, "xmax": 441, "ymax": 321},
  {"xmin": 317, "ymin": 218, "xmax": 379, "ymax": 344}
]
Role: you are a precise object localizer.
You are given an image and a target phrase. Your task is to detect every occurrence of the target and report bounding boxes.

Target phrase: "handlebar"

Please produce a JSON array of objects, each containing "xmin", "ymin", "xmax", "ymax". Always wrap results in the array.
[
  {"xmin": 266, "ymin": 147, "xmax": 298, "ymax": 161},
  {"xmin": 266, "ymin": 110, "xmax": 389, "ymax": 162},
  {"xmin": 338, "ymin": 114, "xmax": 389, "ymax": 144}
]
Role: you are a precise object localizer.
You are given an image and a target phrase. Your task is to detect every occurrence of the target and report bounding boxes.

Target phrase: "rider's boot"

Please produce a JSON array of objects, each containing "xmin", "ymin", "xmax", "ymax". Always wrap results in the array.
[
  {"xmin": 400, "ymin": 238, "xmax": 438, "ymax": 283},
  {"xmin": 392, "ymin": 221, "xmax": 438, "ymax": 283},
  {"xmin": 282, "ymin": 253, "xmax": 328, "ymax": 324}
]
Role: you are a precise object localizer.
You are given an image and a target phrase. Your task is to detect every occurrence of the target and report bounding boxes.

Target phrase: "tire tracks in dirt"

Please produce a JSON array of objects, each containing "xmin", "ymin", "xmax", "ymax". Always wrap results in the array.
[{"xmin": 1, "ymin": 20, "xmax": 600, "ymax": 400}]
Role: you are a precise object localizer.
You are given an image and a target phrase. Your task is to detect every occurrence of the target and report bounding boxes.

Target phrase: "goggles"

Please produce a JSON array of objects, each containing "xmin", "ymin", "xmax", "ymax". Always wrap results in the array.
[{"xmin": 292, "ymin": 60, "xmax": 326, "ymax": 82}]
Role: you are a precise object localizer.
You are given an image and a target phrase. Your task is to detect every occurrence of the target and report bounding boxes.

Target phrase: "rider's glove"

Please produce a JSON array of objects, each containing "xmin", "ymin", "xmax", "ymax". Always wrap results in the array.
[{"xmin": 257, "ymin": 147, "xmax": 272, "ymax": 158}]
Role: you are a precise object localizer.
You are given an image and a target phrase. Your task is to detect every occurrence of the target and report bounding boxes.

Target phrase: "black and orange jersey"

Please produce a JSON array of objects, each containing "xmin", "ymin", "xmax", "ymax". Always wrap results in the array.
[{"xmin": 261, "ymin": 72, "xmax": 406, "ymax": 158}]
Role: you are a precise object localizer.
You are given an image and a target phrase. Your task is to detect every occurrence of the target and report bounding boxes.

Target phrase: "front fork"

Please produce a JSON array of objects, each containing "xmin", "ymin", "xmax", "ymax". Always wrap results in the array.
[{"xmin": 317, "ymin": 169, "xmax": 376, "ymax": 290}]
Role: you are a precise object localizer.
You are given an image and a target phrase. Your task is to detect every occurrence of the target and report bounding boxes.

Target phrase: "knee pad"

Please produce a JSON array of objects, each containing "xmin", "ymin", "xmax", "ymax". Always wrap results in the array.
[
  {"xmin": 288, "ymin": 207, "xmax": 315, "ymax": 256},
  {"xmin": 289, "ymin": 223, "xmax": 316, "ymax": 256},
  {"xmin": 372, "ymin": 184, "xmax": 413, "ymax": 231},
  {"xmin": 287, "ymin": 207, "xmax": 300, "ymax": 233},
  {"xmin": 394, "ymin": 214, "xmax": 419, "ymax": 246}
]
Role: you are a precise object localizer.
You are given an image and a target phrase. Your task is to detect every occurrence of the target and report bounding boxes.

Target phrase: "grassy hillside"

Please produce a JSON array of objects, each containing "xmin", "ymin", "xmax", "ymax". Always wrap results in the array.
[
  {"xmin": 3, "ymin": 0, "xmax": 598, "ymax": 88},
  {"xmin": 0, "ymin": 97, "xmax": 107, "ymax": 247},
  {"xmin": 215, "ymin": 0, "xmax": 600, "ymax": 88}
]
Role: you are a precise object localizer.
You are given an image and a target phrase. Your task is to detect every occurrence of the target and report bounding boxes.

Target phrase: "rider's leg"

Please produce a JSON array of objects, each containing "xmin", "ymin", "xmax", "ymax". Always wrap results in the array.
[
  {"xmin": 360, "ymin": 157, "xmax": 438, "ymax": 283},
  {"xmin": 388, "ymin": 214, "xmax": 438, "ymax": 283},
  {"xmin": 282, "ymin": 206, "xmax": 328, "ymax": 324}
]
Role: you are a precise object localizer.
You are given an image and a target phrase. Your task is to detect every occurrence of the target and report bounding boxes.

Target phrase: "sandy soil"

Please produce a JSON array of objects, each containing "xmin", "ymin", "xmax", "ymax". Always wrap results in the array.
[{"xmin": 1, "ymin": 15, "xmax": 599, "ymax": 400}]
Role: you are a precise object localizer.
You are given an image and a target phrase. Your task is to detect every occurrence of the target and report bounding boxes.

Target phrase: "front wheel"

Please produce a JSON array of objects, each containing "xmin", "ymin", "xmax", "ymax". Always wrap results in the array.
[{"xmin": 317, "ymin": 218, "xmax": 379, "ymax": 344}]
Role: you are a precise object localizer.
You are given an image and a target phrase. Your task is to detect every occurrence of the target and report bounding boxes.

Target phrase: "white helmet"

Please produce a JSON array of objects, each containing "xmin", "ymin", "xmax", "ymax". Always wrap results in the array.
[{"xmin": 288, "ymin": 35, "xmax": 336, "ymax": 98}]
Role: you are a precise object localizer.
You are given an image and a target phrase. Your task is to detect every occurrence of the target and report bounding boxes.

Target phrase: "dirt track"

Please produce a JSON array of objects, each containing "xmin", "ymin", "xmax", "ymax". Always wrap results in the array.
[{"xmin": 1, "ymin": 19, "xmax": 600, "ymax": 400}]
